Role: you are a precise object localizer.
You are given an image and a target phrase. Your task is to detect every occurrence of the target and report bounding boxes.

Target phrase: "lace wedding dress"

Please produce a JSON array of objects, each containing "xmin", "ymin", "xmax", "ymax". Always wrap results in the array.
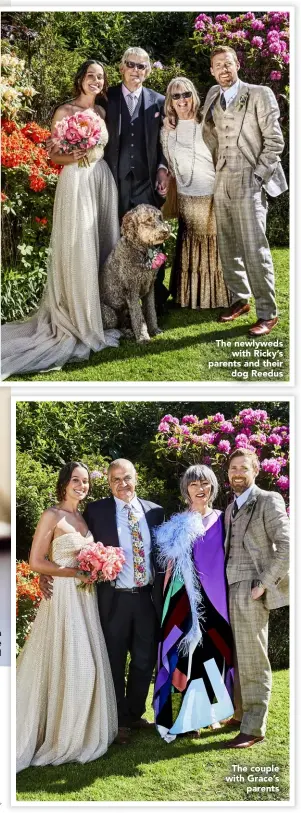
[
  {"xmin": 1, "ymin": 122, "xmax": 120, "ymax": 380},
  {"xmin": 16, "ymin": 532, "xmax": 118, "ymax": 772}
]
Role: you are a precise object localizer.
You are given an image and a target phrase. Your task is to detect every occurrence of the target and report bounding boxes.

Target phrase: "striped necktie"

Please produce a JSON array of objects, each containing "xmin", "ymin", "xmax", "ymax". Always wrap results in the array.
[
  {"xmin": 125, "ymin": 504, "xmax": 147, "ymax": 586},
  {"xmin": 126, "ymin": 93, "xmax": 137, "ymax": 117}
]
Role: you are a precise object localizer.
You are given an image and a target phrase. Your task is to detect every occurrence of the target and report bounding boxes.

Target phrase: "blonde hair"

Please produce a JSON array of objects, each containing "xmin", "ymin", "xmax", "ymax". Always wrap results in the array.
[
  {"xmin": 164, "ymin": 76, "xmax": 201, "ymax": 124},
  {"xmin": 120, "ymin": 47, "xmax": 151, "ymax": 78}
]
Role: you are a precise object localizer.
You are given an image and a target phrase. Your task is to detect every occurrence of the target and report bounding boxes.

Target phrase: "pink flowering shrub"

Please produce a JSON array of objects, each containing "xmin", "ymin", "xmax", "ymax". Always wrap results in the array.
[
  {"xmin": 193, "ymin": 11, "xmax": 289, "ymax": 97},
  {"xmin": 153, "ymin": 407, "xmax": 289, "ymax": 510}
]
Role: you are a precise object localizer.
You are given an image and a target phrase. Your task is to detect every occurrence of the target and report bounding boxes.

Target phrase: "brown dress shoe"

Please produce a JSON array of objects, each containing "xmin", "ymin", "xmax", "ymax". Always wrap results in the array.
[
  {"xmin": 219, "ymin": 300, "xmax": 250, "ymax": 322},
  {"xmin": 249, "ymin": 317, "xmax": 278, "ymax": 336},
  {"xmin": 114, "ymin": 726, "xmax": 131, "ymax": 745},
  {"xmin": 130, "ymin": 718, "xmax": 154, "ymax": 730},
  {"xmin": 222, "ymin": 717, "xmax": 241, "ymax": 729},
  {"xmin": 224, "ymin": 732, "xmax": 265, "ymax": 748}
]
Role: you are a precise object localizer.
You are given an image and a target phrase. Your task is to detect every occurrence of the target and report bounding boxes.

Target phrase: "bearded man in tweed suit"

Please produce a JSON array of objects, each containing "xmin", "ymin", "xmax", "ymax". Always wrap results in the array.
[
  {"xmin": 202, "ymin": 46, "xmax": 288, "ymax": 337},
  {"xmin": 223, "ymin": 448, "xmax": 289, "ymax": 748}
]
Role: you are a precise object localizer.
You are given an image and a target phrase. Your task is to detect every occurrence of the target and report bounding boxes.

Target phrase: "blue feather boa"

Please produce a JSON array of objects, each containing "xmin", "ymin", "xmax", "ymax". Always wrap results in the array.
[{"xmin": 155, "ymin": 511, "xmax": 206, "ymax": 654}]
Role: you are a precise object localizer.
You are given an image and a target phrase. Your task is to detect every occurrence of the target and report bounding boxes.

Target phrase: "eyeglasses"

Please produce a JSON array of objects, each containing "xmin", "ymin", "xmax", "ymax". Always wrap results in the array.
[
  {"xmin": 125, "ymin": 60, "xmax": 147, "ymax": 71},
  {"xmin": 171, "ymin": 91, "xmax": 193, "ymax": 100}
]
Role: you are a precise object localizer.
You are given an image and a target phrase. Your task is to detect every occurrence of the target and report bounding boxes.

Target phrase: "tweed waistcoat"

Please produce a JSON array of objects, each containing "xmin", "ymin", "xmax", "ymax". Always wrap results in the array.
[
  {"xmin": 226, "ymin": 511, "xmax": 259, "ymax": 584},
  {"xmin": 118, "ymin": 93, "xmax": 148, "ymax": 182},
  {"xmin": 212, "ymin": 97, "xmax": 250, "ymax": 171}
]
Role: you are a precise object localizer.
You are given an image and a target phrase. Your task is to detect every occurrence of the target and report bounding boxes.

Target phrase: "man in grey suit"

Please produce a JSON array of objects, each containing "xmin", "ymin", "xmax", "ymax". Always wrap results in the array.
[
  {"xmin": 223, "ymin": 448, "xmax": 289, "ymax": 748},
  {"xmin": 202, "ymin": 46, "xmax": 288, "ymax": 336}
]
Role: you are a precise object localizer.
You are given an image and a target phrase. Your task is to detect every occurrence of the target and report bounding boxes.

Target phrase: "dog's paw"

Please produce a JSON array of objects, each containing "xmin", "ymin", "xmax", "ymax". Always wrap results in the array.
[
  {"xmin": 150, "ymin": 327, "xmax": 163, "ymax": 336},
  {"xmin": 137, "ymin": 333, "xmax": 151, "ymax": 343}
]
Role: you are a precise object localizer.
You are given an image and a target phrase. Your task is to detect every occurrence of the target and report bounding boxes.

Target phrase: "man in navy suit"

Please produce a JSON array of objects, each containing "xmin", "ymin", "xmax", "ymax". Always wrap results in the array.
[
  {"xmin": 83, "ymin": 458, "xmax": 164, "ymax": 744},
  {"xmin": 103, "ymin": 47, "xmax": 170, "ymax": 309}
]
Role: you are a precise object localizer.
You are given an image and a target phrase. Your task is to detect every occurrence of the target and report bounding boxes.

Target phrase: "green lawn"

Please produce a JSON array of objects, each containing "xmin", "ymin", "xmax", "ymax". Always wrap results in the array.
[
  {"xmin": 8, "ymin": 248, "xmax": 289, "ymax": 383},
  {"xmin": 16, "ymin": 669, "xmax": 290, "ymax": 803}
]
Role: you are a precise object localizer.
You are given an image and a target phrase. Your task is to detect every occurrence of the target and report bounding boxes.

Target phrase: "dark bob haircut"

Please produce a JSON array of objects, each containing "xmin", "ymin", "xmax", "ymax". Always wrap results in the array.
[
  {"xmin": 73, "ymin": 59, "xmax": 108, "ymax": 99},
  {"xmin": 56, "ymin": 461, "xmax": 91, "ymax": 502}
]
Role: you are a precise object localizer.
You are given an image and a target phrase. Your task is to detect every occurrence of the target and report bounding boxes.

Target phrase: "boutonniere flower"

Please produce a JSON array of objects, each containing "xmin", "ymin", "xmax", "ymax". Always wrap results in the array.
[
  {"xmin": 146, "ymin": 248, "xmax": 167, "ymax": 270},
  {"xmin": 245, "ymin": 498, "xmax": 257, "ymax": 514},
  {"xmin": 236, "ymin": 93, "xmax": 248, "ymax": 111}
]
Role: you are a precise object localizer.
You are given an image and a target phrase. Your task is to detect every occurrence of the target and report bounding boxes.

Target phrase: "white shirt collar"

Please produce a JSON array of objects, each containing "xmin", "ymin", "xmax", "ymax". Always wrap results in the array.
[
  {"xmin": 235, "ymin": 484, "xmax": 254, "ymax": 510},
  {"xmin": 122, "ymin": 83, "xmax": 143, "ymax": 100},
  {"xmin": 114, "ymin": 494, "xmax": 140, "ymax": 511},
  {"xmin": 220, "ymin": 79, "xmax": 240, "ymax": 105}
]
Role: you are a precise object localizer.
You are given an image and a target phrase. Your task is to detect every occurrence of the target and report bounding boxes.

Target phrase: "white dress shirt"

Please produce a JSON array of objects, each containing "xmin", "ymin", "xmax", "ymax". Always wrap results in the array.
[
  {"xmin": 235, "ymin": 485, "xmax": 254, "ymax": 510},
  {"xmin": 114, "ymin": 495, "xmax": 152, "ymax": 587},
  {"xmin": 220, "ymin": 79, "xmax": 240, "ymax": 108},
  {"xmin": 121, "ymin": 83, "xmax": 143, "ymax": 107}
]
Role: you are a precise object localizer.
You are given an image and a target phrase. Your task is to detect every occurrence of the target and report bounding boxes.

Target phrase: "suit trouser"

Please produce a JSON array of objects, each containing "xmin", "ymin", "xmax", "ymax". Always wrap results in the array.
[
  {"xmin": 99, "ymin": 587, "xmax": 158, "ymax": 726},
  {"xmin": 118, "ymin": 172, "xmax": 169, "ymax": 307},
  {"xmin": 229, "ymin": 580, "xmax": 272, "ymax": 737},
  {"xmin": 214, "ymin": 164, "xmax": 277, "ymax": 320}
]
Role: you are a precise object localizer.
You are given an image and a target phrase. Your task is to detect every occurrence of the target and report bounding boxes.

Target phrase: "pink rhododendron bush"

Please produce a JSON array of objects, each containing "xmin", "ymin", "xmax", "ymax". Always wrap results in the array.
[
  {"xmin": 193, "ymin": 11, "xmax": 289, "ymax": 95},
  {"xmin": 153, "ymin": 407, "xmax": 289, "ymax": 510}
]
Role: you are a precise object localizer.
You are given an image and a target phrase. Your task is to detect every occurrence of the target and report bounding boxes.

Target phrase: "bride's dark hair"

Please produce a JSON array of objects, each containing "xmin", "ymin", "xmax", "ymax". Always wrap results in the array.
[
  {"xmin": 50, "ymin": 59, "xmax": 108, "ymax": 119},
  {"xmin": 56, "ymin": 461, "xmax": 91, "ymax": 502},
  {"xmin": 73, "ymin": 59, "xmax": 108, "ymax": 99}
]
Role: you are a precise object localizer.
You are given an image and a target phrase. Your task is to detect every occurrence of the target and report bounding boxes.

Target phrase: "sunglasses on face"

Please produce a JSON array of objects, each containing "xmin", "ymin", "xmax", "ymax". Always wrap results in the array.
[
  {"xmin": 171, "ymin": 91, "xmax": 193, "ymax": 100},
  {"xmin": 125, "ymin": 60, "xmax": 147, "ymax": 71}
]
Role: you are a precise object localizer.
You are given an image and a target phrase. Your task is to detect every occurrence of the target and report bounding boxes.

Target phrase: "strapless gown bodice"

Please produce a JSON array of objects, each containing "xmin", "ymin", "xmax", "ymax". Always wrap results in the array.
[
  {"xmin": 16, "ymin": 531, "xmax": 117, "ymax": 772},
  {"xmin": 49, "ymin": 530, "xmax": 93, "ymax": 567}
]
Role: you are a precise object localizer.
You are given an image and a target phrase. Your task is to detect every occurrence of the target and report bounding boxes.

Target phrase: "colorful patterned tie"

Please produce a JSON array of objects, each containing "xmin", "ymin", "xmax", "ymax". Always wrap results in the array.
[
  {"xmin": 125, "ymin": 504, "xmax": 147, "ymax": 586},
  {"xmin": 126, "ymin": 93, "xmax": 137, "ymax": 118}
]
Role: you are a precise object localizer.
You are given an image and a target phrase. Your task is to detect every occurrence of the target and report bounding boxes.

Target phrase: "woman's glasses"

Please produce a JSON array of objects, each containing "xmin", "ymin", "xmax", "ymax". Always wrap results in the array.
[
  {"xmin": 171, "ymin": 91, "xmax": 193, "ymax": 100},
  {"xmin": 125, "ymin": 60, "xmax": 147, "ymax": 71}
]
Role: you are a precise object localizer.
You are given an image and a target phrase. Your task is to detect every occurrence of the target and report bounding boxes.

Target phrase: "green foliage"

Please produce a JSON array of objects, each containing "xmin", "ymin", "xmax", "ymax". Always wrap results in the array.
[
  {"xmin": 16, "ymin": 451, "xmax": 57, "ymax": 561},
  {"xmin": 269, "ymin": 607, "xmax": 289, "ymax": 669},
  {"xmin": 267, "ymin": 191, "xmax": 289, "ymax": 247},
  {"xmin": 1, "ymin": 262, "xmax": 47, "ymax": 323}
]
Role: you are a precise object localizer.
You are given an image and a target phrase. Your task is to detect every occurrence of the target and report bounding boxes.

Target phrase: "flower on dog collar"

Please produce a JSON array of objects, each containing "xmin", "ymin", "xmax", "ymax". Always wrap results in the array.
[
  {"xmin": 147, "ymin": 248, "xmax": 167, "ymax": 270},
  {"xmin": 236, "ymin": 93, "xmax": 248, "ymax": 111}
]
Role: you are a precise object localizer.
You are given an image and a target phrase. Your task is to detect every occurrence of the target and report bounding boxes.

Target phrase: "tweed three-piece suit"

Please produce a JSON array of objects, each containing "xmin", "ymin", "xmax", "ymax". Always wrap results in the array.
[
  {"xmin": 225, "ymin": 483, "xmax": 289, "ymax": 737},
  {"xmin": 202, "ymin": 79, "xmax": 288, "ymax": 321}
]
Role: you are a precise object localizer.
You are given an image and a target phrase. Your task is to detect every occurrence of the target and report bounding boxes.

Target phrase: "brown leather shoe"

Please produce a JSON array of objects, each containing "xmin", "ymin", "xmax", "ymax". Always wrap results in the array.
[
  {"xmin": 114, "ymin": 726, "xmax": 131, "ymax": 745},
  {"xmin": 249, "ymin": 317, "xmax": 278, "ymax": 336},
  {"xmin": 224, "ymin": 732, "xmax": 265, "ymax": 748},
  {"xmin": 219, "ymin": 300, "xmax": 250, "ymax": 322},
  {"xmin": 221, "ymin": 717, "xmax": 241, "ymax": 729},
  {"xmin": 130, "ymin": 718, "xmax": 154, "ymax": 730}
]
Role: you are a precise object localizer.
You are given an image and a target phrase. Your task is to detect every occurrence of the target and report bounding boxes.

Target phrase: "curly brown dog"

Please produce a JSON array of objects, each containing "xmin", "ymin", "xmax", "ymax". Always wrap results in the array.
[{"xmin": 99, "ymin": 204, "xmax": 170, "ymax": 343}]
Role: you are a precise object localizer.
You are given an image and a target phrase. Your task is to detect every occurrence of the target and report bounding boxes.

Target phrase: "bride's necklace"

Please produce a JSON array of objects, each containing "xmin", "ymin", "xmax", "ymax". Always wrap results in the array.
[{"xmin": 172, "ymin": 119, "xmax": 197, "ymax": 189}]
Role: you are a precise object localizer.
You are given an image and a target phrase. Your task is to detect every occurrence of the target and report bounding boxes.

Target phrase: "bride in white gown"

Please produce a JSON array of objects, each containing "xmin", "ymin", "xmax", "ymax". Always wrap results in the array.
[
  {"xmin": 2, "ymin": 61, "xmax": 120, "ymax": 381},
  {"xmin": 16, "ymin": 461, "xmax": 118, "ymax": 773}
]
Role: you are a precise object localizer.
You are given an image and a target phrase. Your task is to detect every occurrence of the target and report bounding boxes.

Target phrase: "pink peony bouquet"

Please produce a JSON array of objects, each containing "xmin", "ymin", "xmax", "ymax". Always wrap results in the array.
[
  {"xmin": 76, "ymin": 542, "xmax": 125, "ymax": 591},
  {"xmin": 52, "ymin": 110, "xmax": 107, "ymax": 167}
]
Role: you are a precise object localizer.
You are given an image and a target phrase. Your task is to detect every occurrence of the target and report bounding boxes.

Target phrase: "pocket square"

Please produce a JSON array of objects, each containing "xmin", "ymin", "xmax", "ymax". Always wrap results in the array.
[{"xmin": 154, "ymin": 111, "xmax": 160, "ymax": 118}]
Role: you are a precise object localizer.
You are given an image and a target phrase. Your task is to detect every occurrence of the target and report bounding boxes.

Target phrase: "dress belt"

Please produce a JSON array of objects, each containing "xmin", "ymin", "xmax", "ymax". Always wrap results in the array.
[{"xmin": 112, "ymin": 584, "xmax": 152, "ymax": 593}]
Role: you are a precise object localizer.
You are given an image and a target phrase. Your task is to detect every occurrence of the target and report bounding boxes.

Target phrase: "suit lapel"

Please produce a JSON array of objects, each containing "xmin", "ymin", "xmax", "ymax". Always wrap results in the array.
[
  {"xmin": 203, "ymin": 86, "xmax": 220, "ymax": 122},
  {"xmin": 104, "ymin": 496, "xmax": 120, "ymax": 547},
  {"xmin": 233, "ymin": 485, "xmax": 258, "ymax": 543},
  {"xmin": 225, "ymin": 485, "xmax": 258, "ymax": 554},
  {"xmin": 230, "ymin": 80, "xmax": 249, "ymax": 138},
  {"xmin": 142, "ymin": 87, "xmax": 153, "ymax": 164},
  {"xmin": 109, "ymin": 84, "xmax": 122, "ymax": 139}
]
